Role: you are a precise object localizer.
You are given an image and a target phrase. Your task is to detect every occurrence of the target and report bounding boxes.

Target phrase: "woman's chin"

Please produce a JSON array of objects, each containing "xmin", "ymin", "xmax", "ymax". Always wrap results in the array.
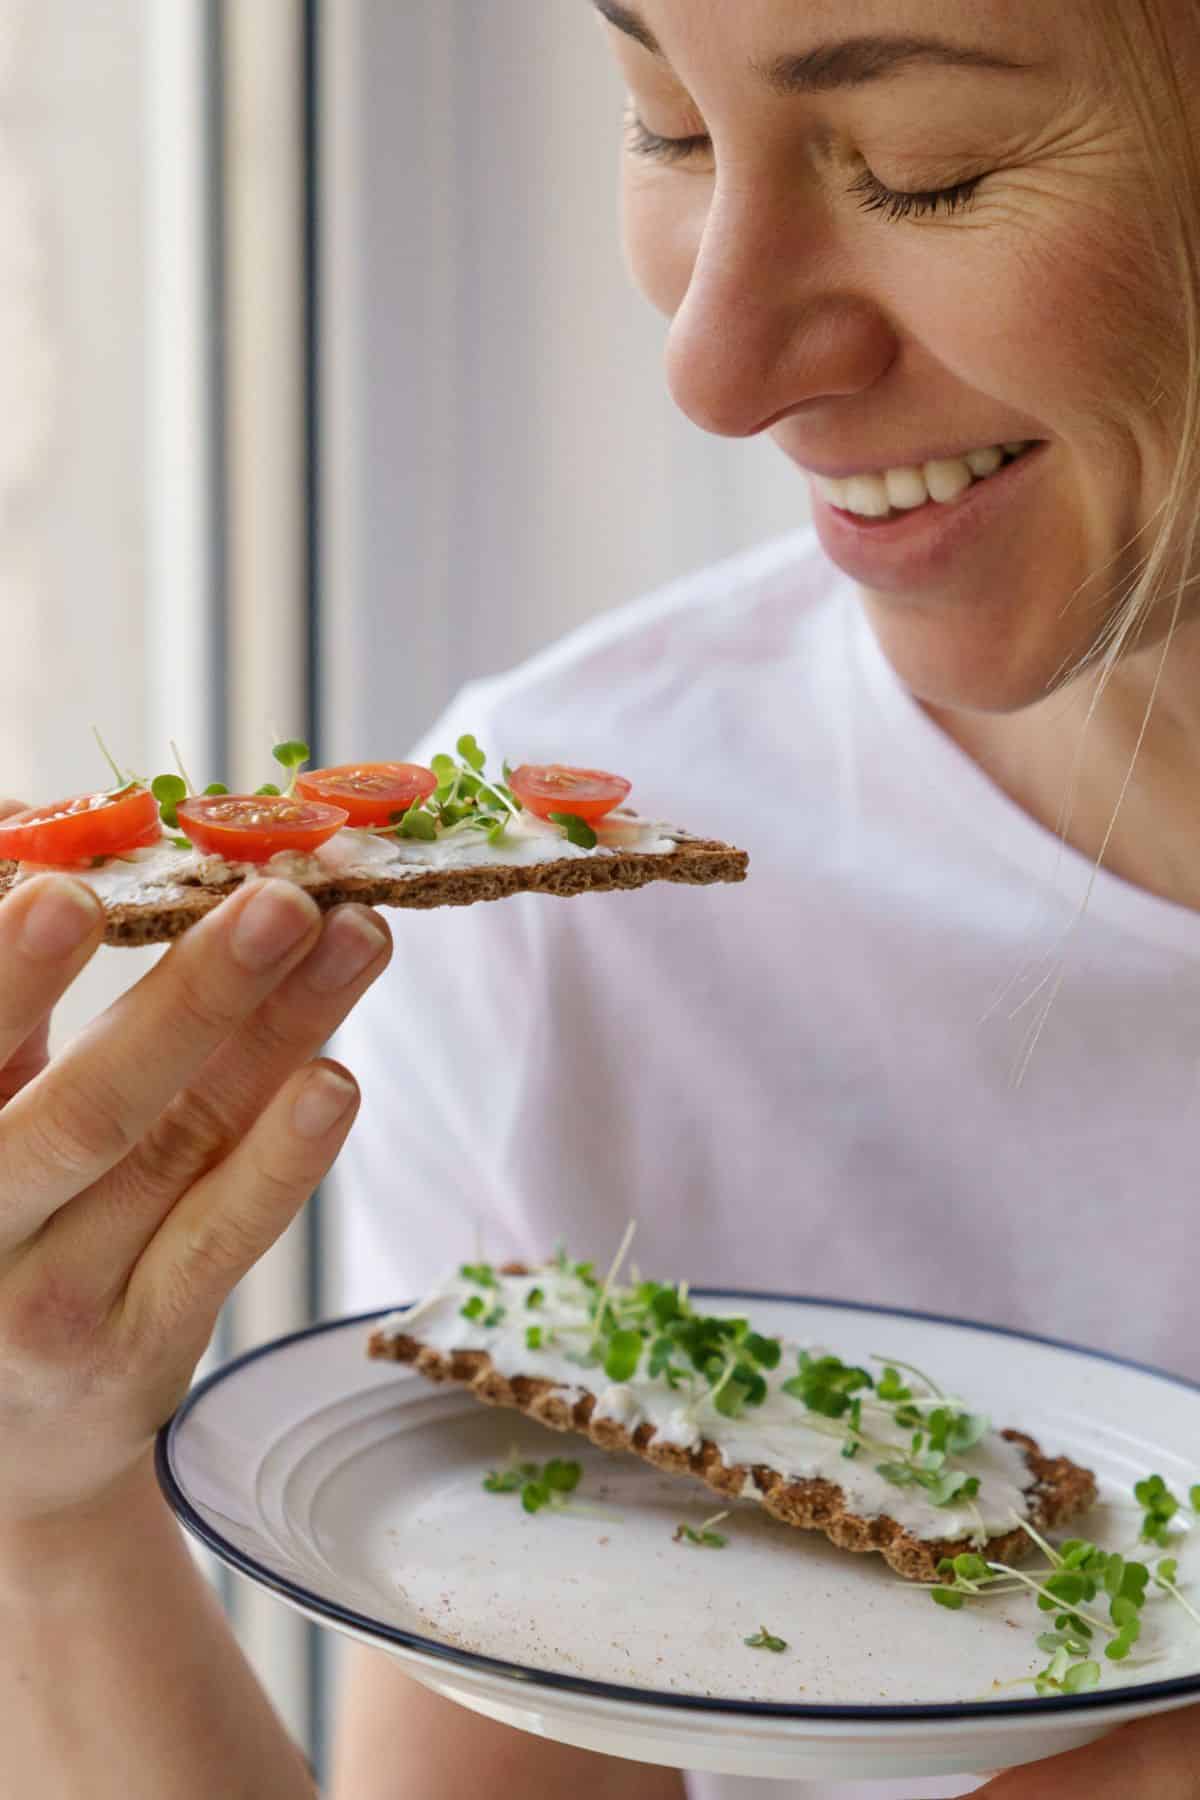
[{"xmin": 858, "ymin": 593, "xmax": 1085, "ymax": 716}]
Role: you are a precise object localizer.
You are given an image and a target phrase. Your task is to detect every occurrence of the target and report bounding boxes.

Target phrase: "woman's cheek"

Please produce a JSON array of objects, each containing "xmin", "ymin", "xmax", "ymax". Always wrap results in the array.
[{"xmin": 621, "ymin": 166, "xmax": 706, "ymax": 319}]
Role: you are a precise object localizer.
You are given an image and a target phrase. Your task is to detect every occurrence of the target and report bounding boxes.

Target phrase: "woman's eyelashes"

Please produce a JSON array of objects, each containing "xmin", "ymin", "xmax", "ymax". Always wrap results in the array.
[
  {"xmin": 624, "ymin": 112, "xmax": 989, "ymax": 222},
  {"xmin": 845, "ymin": 165, "xmax": 987, "ymax": 222},
  {"xmin": 624, "ymin": 113, "xmax": 712, "ymax": 164}
]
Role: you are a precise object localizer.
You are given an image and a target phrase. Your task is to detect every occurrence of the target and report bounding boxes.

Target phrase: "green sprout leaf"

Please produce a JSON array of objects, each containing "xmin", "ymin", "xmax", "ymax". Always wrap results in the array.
[
  {"xmin": 543, "ymin": 1460, "xmax": 582, "ymax": 1494},
  {"xmin": 460, "ymin": 1263, "xmax": 497, "ymax": 1288},
  {"xmin": 460, "ymin": 1296, "xmax": 485, "ymax": 1321},
  {"xmin": 548, "ymin": 811, "xmax": 598, "ymax": 849},
  {"xmin": 604, "ymin": 1329, "xmax": 643, "ymax": 1383},
  {"xmin": 272, "ymin": 739, "xmax": 310, "ymax": 771},
  {"xmin": 151, "ymin": 773, "xmax": 188, "ymax": 827},
  {"xmin": 1135, "ymin": 1474, "xmax": 1180, "ymax": 1546},
  {"xmin": 399, "ymin": 805, "xmax": 438, "ymax": 840},
  {"xmin": 456, "ymin": 734, "xmax": 486, "ymax": 773},
  {"xmin": 744, "ymin": 1626, "xmax": 787, "ymax": 1653},
  {"xmin": 745, "ymin": 1332, "xmax": 782, "ymax": 1370},
  {"xmin": 526, "ymin": 1325, "xmax": 544, "ymax": 1351}
]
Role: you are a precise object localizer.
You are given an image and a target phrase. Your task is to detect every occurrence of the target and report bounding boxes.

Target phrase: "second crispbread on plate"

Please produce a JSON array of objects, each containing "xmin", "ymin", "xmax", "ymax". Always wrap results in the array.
[{"xmin": 367, "ymin": 1260, "xmax": 1099, "ymax": 1584}]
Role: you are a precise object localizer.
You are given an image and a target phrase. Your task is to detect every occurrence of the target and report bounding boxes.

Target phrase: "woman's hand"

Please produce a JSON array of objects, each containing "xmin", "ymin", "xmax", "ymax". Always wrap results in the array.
[
  {"xmin": 0, "ymin": 803, "xmax": 392, "ymax": 1533},
  {"xmin": 978, "ymin": 1703, "xmax": 1200, "ymax": 1796}
]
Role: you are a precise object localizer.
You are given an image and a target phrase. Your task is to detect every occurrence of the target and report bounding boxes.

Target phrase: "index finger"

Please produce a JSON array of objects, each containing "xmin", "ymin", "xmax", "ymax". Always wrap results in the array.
[
  {"xmin": 0, "ymin": 877, "xmax": 325, "ymax": 1244},
  {"xmin": 0, "ymin": 874, "xmax": 107, "ymax": 1078}
]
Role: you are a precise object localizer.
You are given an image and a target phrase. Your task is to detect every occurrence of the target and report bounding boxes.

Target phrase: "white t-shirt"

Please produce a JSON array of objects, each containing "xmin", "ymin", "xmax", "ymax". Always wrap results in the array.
[{"xmin": 330, "ymin": 527, "xmax": 1200, "ymax": 1800}]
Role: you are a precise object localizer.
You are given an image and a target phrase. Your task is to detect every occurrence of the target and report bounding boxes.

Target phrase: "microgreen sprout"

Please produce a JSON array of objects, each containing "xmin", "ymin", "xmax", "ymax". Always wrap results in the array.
[
  {"xmin": 482, "ymin": 1452, "xmax": 583, "ymax": 1517},
  {"xmin": 927, "ymin": 1483, "xmax": 1200, "ymax": 1697},
  {"xmin": 674, "ymin": 1511, "xmax": 730, "ymax": 1549},
  {"xmin": 91, "ymin": 726, "xmax": 138, "ymax": 793},
  {"xmin": 270, "ymin": 739, "xmax": 310, "ymax": 798},
  {"xmin": 744, "ymin": 1626, "xmax": 787, "ymax": 1653},
  {"xmin": 778, "ymin": 1351, "xmax": 988, "ymax": 1509},
  {"xmin": 460, "ymin": 1262, "xmax": 497, "ymax": 1289},
  {"xmin": 1154, "ymin": 1558, "xmax": 1200, "ymax": 1629},
  {"xmin": 1135, "ymin": 1475, "xmax": 1180, "ymax": 1548},
  {"xmin": 379, "ymin": 736, "xmax": 522, "ymax": 847}
]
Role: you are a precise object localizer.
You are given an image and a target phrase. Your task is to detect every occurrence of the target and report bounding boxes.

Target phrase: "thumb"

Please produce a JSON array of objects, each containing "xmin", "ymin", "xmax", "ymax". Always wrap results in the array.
[
  {"xmin": 973, "ymin": 1705, "xmax": 1195, "ymax": 1798},
  {"xmin": 0, "ymin": 800, "xmax": 55, "ymax": 1105}
]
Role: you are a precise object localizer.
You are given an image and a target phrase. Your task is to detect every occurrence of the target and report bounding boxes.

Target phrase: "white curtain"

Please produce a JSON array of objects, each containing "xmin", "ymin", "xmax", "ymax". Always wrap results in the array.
[{"xmin": 0, "ymin": 0, "xmax": 807, "ymax": 1775}]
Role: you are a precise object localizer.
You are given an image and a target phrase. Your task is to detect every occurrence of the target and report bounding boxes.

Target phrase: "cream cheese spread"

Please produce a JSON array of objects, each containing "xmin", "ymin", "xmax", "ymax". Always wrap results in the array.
[
  {"xmin": 10, "ymin": 810, "xmax": 680, "ymax": 905},
  {"xmin": 377, "ymin": 1270, "xmax": 1036, "ymax": 1543}
]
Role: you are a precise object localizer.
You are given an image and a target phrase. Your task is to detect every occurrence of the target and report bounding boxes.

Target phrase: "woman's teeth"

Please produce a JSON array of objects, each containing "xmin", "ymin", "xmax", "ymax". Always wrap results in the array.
[{"xmin": 813, "ymin": 442, "xmax": 1033, "ymax": 520}]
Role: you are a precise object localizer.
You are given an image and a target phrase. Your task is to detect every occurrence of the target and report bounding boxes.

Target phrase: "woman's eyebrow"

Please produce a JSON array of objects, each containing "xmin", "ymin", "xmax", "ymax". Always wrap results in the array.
[{"xmin": 591, "ymin": 1, "xmax": 1034, "ymax": 89}]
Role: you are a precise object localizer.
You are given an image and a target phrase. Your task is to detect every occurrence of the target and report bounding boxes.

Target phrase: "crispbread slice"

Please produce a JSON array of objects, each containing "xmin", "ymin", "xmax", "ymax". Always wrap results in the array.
[
  {"xmin": 367, "ymin": 1322, "xmax": 1098, "ymax": 1585},
  {"xmin": 0, "ymin": 833, "xmax": 747, "ymax": 948}
]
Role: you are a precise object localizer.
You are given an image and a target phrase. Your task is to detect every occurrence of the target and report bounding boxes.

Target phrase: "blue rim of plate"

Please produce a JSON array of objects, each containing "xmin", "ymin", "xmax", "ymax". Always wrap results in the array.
[{"xmin": 156, "ymin": 1291, "xmax": 1200, "ymax": 1725}]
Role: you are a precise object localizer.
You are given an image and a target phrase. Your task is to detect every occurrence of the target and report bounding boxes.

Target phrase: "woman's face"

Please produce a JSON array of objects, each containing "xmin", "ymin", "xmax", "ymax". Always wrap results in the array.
[{"xmin": 599, "ymin": 0, "xmax": 1194, "ymax": 713}]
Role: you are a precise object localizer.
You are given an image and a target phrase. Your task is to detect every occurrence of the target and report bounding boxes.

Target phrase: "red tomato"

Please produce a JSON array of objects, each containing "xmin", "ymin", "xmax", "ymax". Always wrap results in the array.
[
  {"xmin": 508, "ymin": 764, "xmax": 631, "ymax": 825},
  {"xmin": 176, "ymin": 794, "xmax": 349, "ymax": 862},
  {"xmin": 0, "ymin": 785, "xmax": 162, "ymax": 865},
  {"xmin": 294, "ymin": 762, "xmax": 437, "ymax": 826}
]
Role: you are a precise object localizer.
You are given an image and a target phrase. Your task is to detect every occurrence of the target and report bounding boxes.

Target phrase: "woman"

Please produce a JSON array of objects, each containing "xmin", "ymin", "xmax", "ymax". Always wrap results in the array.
[{"xmin": 1, "ymin": 2, "xmax": 1197, "ymax": 1796}]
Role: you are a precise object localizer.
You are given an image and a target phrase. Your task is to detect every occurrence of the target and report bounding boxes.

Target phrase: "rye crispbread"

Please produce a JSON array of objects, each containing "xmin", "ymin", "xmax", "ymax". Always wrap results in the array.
[
  {"xmin": 367, "ymin": 1306, "xmax": 1098, "ymax": 1584},
  {"xmin": 0, "ymin": 834, "xmax": 747, "ymax": 948}
]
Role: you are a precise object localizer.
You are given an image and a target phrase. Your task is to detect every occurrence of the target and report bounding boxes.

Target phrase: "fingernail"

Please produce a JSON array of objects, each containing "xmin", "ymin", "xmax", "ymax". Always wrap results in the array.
[
  {"xmin": 19, "ymin": 878, "xmax": 103, "ymax": 960},
  {"xmin": 230, "ymin": 880, "xmax": 318, "ymax": 971},
  {"xmin": 292, "ymin": 1067, "xmax": 358, "ymax": 1138},
  {"xmin": 305, "ymin": 909, "xmax": 389, "ymax": 992}
]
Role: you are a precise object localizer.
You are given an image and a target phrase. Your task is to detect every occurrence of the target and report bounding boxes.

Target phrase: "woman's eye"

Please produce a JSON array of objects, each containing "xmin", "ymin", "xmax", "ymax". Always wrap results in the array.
[
  {"xmin": 847, "ymin": 165, "xmax": 987, "ymax": 223},
  {"xmin": 625, "ymin": 113, "xmax": 712, "ymax": 164}
]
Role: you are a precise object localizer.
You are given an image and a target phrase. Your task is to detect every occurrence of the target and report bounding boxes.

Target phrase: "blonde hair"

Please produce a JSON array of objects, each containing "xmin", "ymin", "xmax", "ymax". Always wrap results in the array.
[
  {"xmin": 1085, "ymin": 1, "xmax": 1200, "ymax": 677},
  {"xmin": 1009, "ymin": 1, "xmax": 1200, "ymax": 1076}
]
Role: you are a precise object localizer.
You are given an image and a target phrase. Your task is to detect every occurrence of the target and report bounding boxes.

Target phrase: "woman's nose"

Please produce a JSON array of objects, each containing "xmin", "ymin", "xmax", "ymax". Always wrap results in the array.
[{"xmin": 663, "ymin": 182, "xmax": 898, "ymax": 440}]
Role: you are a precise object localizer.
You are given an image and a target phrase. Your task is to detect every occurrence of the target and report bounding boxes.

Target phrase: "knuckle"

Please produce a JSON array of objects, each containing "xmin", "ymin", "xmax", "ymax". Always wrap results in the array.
[
  {"xmin": 239, "ymin": 997, "xmax": 298, "ymax": 1064},
  {"xmin": 169, "ymin": 959, "xmax": 246, "ymax": 1040},
  {"xmin": 131, "ymin": 1085, "xmax": 233, "ymax": 1194},
  {"xmin": 184, "ymin": 1192, "xmax": 275, "ymax": 1282},
  {"xmin": 246, "ymin": 1146, "xmax": 307, "ymax": 1213}
]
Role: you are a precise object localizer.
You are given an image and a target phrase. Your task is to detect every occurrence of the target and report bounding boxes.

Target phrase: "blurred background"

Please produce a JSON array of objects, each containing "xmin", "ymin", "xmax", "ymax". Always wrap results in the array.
[{"xmin": 2, "ymin": 0, "xmax": 804, "ymax": 1778}]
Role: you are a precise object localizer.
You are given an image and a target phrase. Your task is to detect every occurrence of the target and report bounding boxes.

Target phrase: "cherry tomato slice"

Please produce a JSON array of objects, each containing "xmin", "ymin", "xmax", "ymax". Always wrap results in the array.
[
  {"xmin": 294, "ymin": 762, "xmax": 437, "ymax": 827},
  {"xmin": 0, "ymin": 785, "xmax": 162, "ymax": 865},
  {"xmin": 176, "ymin": 794, "xmax": 349, "ymax": 862},
  {"xmin": 508, "ymin": 764, "xmax": 632, "ymax": 825}
]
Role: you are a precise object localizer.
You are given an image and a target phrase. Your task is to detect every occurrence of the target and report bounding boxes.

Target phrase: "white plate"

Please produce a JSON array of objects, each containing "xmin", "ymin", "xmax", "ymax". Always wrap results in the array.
[{"xmin": 157, "ymin": 1294, "xmax": 1200, "ymax": 1783}]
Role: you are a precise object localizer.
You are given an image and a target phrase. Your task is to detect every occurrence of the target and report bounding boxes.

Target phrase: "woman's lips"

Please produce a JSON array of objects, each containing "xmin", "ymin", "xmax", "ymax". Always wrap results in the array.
[{"xmin": 807, "ymin": 442, "xmax": 1049, "ymax": 590}]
